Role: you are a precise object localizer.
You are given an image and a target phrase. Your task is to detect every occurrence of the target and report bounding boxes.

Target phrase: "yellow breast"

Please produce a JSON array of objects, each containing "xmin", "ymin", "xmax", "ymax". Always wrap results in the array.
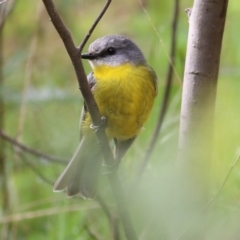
[{"xmin": 84, "ymin": 63, "xmax": 157, "ymax": 140}]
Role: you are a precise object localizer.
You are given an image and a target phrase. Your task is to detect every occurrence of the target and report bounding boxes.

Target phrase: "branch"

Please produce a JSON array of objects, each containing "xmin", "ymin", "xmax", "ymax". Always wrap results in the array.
[
  {"xmin": 137, "ymin": 0, "xmax": 181, "ymax": 84},
  {"xmin": 136, "ymin": 0, "xmax": 179, "ymax": 180},
  {"xmin": 0, "ymin": 130, "xmax": 68, "ymax": 164},
  {"xmin": 0, "ymin": 0, "xmax": 15, "ymax": 28},
  {"xmin": 83, "ymin": 222, "xmax": 101, "ymax": 240},
  {"xmin": 0, "ymin": 0, "xmax": 8, "ymax": 5},
  {"xmin": 96, "ymin": 194, "xmax": 120, "ymax": 240},
  {"xmin": 77, "ymin": 0, "xmax": 111, "ymax": 55},
  {"xmin": 19, "ymin": 151, "xmax": 54, "ymax": 186},
  {"xmin": 177, "ymin": 152, "xmax": 240, "ymax": 240},
  {"xmin": 41, "ymin": 0, "xmax": 113, "ymax": 167},
  {"xmin": 0, "ymin": 203, "xmax": 99, "ymax": 224},
  {"xmin": 185, "ymin": 8, "xmax": 192, "ymax": 22},
  {"xmin": 204, "ymin": 153, "xmax": 240, "ymax": 209},
  {"xmin": 41, "ymin": 1, "xmax": 137, "ymax": 239}
]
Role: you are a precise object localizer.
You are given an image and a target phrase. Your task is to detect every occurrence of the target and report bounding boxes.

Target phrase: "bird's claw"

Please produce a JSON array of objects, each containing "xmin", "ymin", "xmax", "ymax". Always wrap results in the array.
[{"xmin": 90, "ymin": 116, "xmax": 107, "ymax": 133}]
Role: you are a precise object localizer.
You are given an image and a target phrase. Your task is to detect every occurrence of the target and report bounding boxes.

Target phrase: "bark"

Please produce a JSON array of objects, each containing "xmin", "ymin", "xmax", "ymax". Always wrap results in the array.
[
  {"xmin": 175, "ymin": 0, "xmax": 228, "ymax": 239},
  {"xmin": 0, "ymin": 1, "xmax": 16, "ymax": 238}
]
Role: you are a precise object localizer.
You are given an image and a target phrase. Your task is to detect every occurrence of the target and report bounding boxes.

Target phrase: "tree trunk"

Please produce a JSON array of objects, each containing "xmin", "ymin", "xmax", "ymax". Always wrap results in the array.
[{"xmin": 174, "ymin": 0, "xmax": 228, "ymax": 239}]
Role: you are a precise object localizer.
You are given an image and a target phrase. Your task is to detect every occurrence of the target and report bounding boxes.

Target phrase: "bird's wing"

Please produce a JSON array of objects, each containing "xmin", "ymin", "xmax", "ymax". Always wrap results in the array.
[
  {"xmin": 53, "ymin": 136, "xmax": 86, "ymax": 192},
  {"xmin": 79, "ymin": 72, "xmax": 96, "ymax": 139},
  {"xmin": 148, "ymin": 65, "xmax": 158, "ymax": 96},
  {"xmin": 54, "ymin": 73, "xmax": 100, "ymax": 198},
  {"xmin": 113, "ymin": 66, "xmax": 157, "ymax": 165},
  {"xmin": 114, "ymin": 137, "xmax": 136, "ymax": 165}
]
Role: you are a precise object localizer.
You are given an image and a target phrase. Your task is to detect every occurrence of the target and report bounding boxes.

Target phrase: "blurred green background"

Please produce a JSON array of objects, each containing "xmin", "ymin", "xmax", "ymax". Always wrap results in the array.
[{"xmin": 1, "ymin": 0, "xmax": 240, "ymax": 239}]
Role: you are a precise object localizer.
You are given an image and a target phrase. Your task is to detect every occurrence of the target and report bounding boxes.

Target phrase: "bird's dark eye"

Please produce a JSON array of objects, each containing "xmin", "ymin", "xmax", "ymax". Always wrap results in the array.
[{"xmin": 107, "ymin": 47, "xmax": 116, "ymax": 55}]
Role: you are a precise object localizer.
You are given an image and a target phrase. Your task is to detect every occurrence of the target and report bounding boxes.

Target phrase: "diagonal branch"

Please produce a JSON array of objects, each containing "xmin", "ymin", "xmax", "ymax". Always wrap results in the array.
[
  {"xmin": 176, "ymin": 152, "xmax": 240, "ymax": 240},
  {"xmin": 83, "ymin": 223, "xmax": 101, "ymax": 240},
  {"xmin": 41, "ymin": 0, "xmax": 113, "ymax": 165},
  {"xmin": 0, "ymin": 130, "xmax": 68, "ymax": 164},
  {"xmin": 136, "ymin": 0, "xmax": 179, "ymax": 181},
  {"xmin": 19, "ymin": 151, "xmax": 54, "ymax": 186},
  {"xmin": 41, "ymin": 1, "xmax": 137, "ymax": 239},
  {"xmin": 77, "ymin": 0, "xmax": 112, "ymax": 55},
  {"xmin": 0, "ymin": 0, "xmax": 9, "ymax": 5}
]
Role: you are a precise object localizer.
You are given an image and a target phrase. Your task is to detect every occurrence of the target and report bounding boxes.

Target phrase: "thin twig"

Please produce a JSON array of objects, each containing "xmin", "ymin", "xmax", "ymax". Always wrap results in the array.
[
  {"xmin": 0, "ymin": 0, "xmax": 8, "ymax": 5},
  {"xmin": 0, "ymin": 2, "xmax": 16, "ymax": 239},
  {"xmin": 108, "ymin": 172, "xmax": 137, "ymax": 240},
  {"xmin": 96, "ymin": 194, "xmax": 112, "ymax": 220},
  {"xmin": 208, "ymin": 154, "xmax": 240, "ymax": 203},
  {"xmin": 0, "ymin": 203, "xmax": 99, "ymax": 224},
  {"xmin": 176, "ymin": 153, "xmax": 240, "ymax": 240},
  {"xmin": 0, "ymin": 130, "xmax": 68, "ymax": 164},
  {"xmin": 77, "ymin": 0, "xmax": 112, "ymax": 55},
  {"xmin": 41, "ymin": 1, "xmax": 137, "ymax": 239},
  {"xmin": 19, "ymin": 151, "xmax": 54, "ymax": 186},
  {"xmin": 19, "ymin": 196, "xmax": 62, "ymax": 211},
  {"xmin": 137, "ymin": 0, "xmax": 181, "ymax": 84},
  {"xmin": 0, "ymin": 0, "xmax": 15, "ymax": 28},
  {"xmin": 136, "ymin": 0, "xmax": 179, "ymax": 181},
  {"xmin": 41, "ymin": 0, "xmax": 113, "ymax": 164},
  {"xmin": 83, "ymin": 223, "xmax": 101, "ymax": 240},
  {"xmin": 96, "ymin": 194, "xmax": 120, "ymax": 240},
  {"xmin": 185, "ymin": 8, "xmax": 192, "ymax": 22}
]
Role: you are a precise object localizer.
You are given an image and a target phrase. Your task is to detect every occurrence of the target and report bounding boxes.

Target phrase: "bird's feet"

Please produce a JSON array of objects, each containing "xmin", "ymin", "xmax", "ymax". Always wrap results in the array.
[{"xmin": 90, "ymin": 116, "xmax": 107, "ymax": 133}]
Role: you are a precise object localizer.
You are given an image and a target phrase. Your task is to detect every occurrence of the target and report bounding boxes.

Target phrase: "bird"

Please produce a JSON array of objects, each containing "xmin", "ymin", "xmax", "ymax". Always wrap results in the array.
[{"xmin": 53, "ymin": 34, "xmax": 158, "ymax": 199}]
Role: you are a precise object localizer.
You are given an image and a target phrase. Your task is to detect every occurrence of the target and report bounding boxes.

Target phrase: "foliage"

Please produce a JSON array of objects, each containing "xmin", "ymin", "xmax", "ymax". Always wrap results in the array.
[{"xmin": 1, "ymin": 0, "xmax": 240, "ymax": 239}]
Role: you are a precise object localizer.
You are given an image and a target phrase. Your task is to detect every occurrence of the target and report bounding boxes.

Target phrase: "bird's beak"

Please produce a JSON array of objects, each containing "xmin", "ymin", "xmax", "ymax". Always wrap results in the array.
[{"xmin": 81, "ymin": 52, "xmax": 97, "ymax": 60}]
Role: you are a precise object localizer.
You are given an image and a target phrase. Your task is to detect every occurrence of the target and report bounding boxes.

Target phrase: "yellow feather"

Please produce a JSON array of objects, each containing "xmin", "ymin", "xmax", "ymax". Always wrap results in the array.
[{"xmin": 82, "ymin": 63, "xmax": 157, "ymax": 140}]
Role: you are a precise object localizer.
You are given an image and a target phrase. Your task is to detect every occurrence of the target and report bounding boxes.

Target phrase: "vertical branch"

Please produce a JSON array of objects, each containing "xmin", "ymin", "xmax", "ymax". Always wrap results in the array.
[
  {"xmin": 0, "ymin": 0, "xmax": 15, "ymax": 214},
  {"xmin": 136, "ymin": 0, "xmax": 179, "ymax": 180},
  {"xmin": 96, "ymin": 195, "xmax": 120, "ymax": 240},
  {"xmin": 0, "ymin": 0, "xmax": 15, "ymax": 215},
  {"xmin": 175, "ymin": 0, "xmax": 228, "ymax": 239},
  {"xmin": 0, "ymin": 1, "xmax": 15, "ymax": 239}
]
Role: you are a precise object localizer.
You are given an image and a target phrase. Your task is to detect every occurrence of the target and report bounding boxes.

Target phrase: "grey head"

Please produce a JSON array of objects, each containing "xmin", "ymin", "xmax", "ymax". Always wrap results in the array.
[{"xmin": 81, "ymin": 35, "xmax": 146, "ymax": 68}]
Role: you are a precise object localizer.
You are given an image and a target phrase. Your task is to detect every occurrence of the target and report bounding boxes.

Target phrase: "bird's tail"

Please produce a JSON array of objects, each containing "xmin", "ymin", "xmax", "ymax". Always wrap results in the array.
[{"xmin": 53, "ymin": 136, "xmax": 102, "ymax": 198}]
